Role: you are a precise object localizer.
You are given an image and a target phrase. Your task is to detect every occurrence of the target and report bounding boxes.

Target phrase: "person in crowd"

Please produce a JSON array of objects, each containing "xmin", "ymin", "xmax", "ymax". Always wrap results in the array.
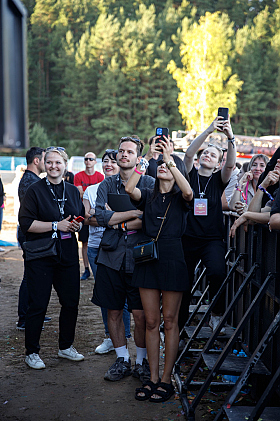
[
  {"xmin": 64, "ymin": 170, "xmax": 74, "ymax": 184},
  {"xmin": 229, "ymin": 154, "xmax": 269, "ymax": 214},
  {"xmin": 16, "ymin": 147, "xmax": 49, "ymax": 331},
  {"xmin": 92, "ymin": 136, "xmax": 154, "ymax": 382},
  {"xmin": 145, "ymin": 136, "xmax": 174, "ymax": 178},
  {"xmin": 125, "ymin": 137, "xmax": 193, "ymax": 403},
  {"xmin": 74, "ymin": 152, "xmax": 104, "ymax": 280},
  {"xmin": 237, "ymin": 161, "xmax": 249, "ymax": 181},
  {"xmin": 19, "ymin": 147, "xmax": 85, "ymax": 370},
  {"xmin": 269, "ymin": 184, "xmax": 280, "ymax": 229},
  {"xmin": 0, "ymin": 174, "xmax": 6, "ymax": 252},
  {"xmin": 220, "ymin": 149, "xmax": 240, "ymax": 211},
  {"xmin": 257, "ymin": 147, "xmax": 280, "ymax": 208},
  {"xmin": 83, "ymin": 149, "xmax": 131, "ymax": 354},
  {"xmin": 179, "ymin": 114, "xmax": 236, "ymax": 336},
  {"xmin": 229, "ymin": 160, "xmax": 280, "ymax": 237}
]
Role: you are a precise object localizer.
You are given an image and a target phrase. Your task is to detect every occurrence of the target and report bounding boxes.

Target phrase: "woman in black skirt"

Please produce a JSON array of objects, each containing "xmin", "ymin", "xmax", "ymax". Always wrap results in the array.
[{"xmin": 125, "ymin": 137, "xmax": 193, "ymax": 402}]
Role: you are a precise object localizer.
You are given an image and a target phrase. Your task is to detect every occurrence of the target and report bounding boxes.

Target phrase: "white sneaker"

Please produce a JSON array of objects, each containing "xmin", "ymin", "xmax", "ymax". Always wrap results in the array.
[
  {"xmin": 0, "ymin": 247, "xmax": 5, "ymax": 252},
  {"xmin": 95, "ymin": 337, "xmax": 114, "ymax": 354},
  {"xmin": 58, "ymin": 345, "xmax": 84, "ymax": 361},
  {"xmin": 209, "ymin": 315, "xmax": 226, "ymax": 335},
  {"xmin": 25, "ymin": 353, "xmax": 46, "ymax": 369}
]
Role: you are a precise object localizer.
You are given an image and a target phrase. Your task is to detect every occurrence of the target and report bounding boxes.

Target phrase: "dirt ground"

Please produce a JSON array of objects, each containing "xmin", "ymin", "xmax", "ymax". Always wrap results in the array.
[{"xmin": 0, "ymin": 192, "xmax": 217, "ymax": 421}]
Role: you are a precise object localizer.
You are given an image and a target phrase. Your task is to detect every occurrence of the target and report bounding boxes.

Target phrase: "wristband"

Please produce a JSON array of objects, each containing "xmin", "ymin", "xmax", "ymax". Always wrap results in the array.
[
  {"xmin": 52, "ymin": 221, "xmax": 58, "ymax": 231},
  {"xmin": 135, "ymin": 168, "xmax": 143, "ymax": 175},
  {"xmin": 139, "ymin": 157, "xmax": 149, "ymax": 172},
  {"xmin": 235, "ymin": 184, "xmax": 247, "ymax": 201},
  {"xmin": 258, "ymin": 185, "xmax": 274, "ymax": 201},
  {"xmin": 228, "ymin": 136, "xmax": 235, "ymax": 148},
  {"xmin": 121, "ymin": 222, "xmax": 127, "ymax": 231}
]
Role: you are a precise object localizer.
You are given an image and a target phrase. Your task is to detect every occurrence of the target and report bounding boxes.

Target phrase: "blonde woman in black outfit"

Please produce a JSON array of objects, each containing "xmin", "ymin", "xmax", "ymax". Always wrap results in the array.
[
  {"xmin": 19, "ymin": 147, "xmax": 85, "ymax": 370},
  {"xmin": 179, "ymin": 115, "xmax": 236, "ymax": 336},
  {"xmin": 126, "ymin": 138, "xmax": 193, "ymax": 403}
]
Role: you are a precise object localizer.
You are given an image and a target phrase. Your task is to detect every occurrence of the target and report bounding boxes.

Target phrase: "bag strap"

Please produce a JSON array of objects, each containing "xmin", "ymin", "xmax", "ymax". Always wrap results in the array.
[{"xmin": 155, "ymin": 200, "xmax": 172, "ymax": 242}]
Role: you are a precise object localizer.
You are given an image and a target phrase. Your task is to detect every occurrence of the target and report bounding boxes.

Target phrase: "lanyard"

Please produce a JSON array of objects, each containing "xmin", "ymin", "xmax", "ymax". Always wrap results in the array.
[
  {"xmin": 196, "ymin": 171, "xmax": 213, "ymax": 199},
  {"xmin": 45, "ymin": 177, "xmax": 67, "ymax": 220}
]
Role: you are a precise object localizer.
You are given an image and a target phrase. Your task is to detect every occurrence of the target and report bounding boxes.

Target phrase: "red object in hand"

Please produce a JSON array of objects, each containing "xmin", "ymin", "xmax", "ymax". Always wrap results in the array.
[{"xmin": 72, "ymin": 216, "xmax": 84, "ymax": 223}]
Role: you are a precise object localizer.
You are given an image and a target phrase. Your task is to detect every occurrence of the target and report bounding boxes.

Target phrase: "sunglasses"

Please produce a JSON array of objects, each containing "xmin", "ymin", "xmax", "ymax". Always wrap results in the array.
[
  {"xmin": 46, "ymin": 146, "xmax": 65, "ymax": 152},
  {"xmin": 84, "ymin": 157, "xmax": 96, "ymax": 161},
  {"xmin": 156, "ymin": 159, "xmax": 168, "ymax": 167},
  {"xmin": 105, "ymin": 149, "xmax": 118, "ymax": 154}
]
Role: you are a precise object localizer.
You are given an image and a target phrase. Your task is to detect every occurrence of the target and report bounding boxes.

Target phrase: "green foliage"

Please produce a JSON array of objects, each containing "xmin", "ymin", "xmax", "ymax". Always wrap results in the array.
[
  {"xmin": 26, "ymin": 0, "xmax": 280, "ymax": 148},
  {"xmin": 29, "ymin": 123, "xmax": 50, "ymax": 148}
]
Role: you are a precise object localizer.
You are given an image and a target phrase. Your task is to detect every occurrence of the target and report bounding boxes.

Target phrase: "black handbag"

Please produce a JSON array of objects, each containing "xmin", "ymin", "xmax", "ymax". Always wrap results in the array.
[
  {"xmin": 23, "ymin": 237, "xmax": 58, "ymax": 261},
  {"xmin": 133, "ymin": 200, "xmax": 171, "ymax": 264},
  {"xmin": 100, "ymin": 228, "xmax": 121, "ymax": 251}
]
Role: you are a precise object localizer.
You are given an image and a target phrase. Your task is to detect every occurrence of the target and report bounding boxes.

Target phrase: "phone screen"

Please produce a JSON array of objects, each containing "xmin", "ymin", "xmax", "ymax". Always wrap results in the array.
[{"xmin": 218, "ymin": 107, "xmax": 229, "ymax": 120}]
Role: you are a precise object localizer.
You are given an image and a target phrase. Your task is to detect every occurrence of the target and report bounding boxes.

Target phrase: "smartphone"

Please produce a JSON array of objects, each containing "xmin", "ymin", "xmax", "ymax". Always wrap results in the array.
[
  {"xmin": 218, "ymin": 107, "xmax": 229, "ymax": 120},
  {"xmin": 73, "ymin": 216, "xmax": 84, "ymax": 223},
  {"xmin": 155, "ymin": 127, "xmax": 169, "ymax": 144}
]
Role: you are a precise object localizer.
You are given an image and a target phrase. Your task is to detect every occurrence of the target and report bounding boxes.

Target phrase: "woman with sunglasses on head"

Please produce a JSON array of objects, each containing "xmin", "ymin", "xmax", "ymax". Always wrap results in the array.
[
  {"xmin": 178, "ymin": 115, "xmax": 236, "ymax": 336},
  {"xmin": 125, "ymin": 137, "xmax": 193, "ymax": 403},
  {"xmin": 19, "ymin": 147, "xmax": 85, "ymax": 370},
  {"xmin": 229, "ymin": 153, "xmax": 269, "ymax": 215}
]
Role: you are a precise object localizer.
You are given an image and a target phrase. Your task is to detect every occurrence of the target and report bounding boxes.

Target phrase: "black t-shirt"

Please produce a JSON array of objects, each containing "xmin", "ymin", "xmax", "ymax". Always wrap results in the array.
[
  {"xmin": 270, "ymin": 187, "xmax": 280, "ymax": 216},
  {"xmin": 19, "ymin": 178, "xmax": 84, "ymax": 264},
  {"xmin": 135, "ymin": 188, "xmax": 189, "ymax": 239},
  {"xmin": 18, "ymin": 170, "xmax": 40, "ymax": 203},
  {"xmin": 185, "ymin": 166, "xmax": 227, "ymax": 240}
]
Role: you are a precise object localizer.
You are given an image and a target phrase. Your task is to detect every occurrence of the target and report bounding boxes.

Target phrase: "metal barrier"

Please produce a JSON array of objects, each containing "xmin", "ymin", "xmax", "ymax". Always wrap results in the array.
[{"xmin": 223, "ymin": 212, "xmax": 280, "ymax": 374}]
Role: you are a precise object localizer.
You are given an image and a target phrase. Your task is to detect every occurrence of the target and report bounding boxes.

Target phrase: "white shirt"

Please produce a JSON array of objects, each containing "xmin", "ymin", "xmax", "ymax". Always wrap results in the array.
[{"xmin": 83, "ymin": 184, "xmax": 105, "ymax": 248}]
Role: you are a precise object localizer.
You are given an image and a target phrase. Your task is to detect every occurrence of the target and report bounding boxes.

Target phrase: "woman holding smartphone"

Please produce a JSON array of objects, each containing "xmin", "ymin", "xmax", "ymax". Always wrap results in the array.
[
  {"xmin": 179, "ymin": 114, "xmax": 236, "ymax": 336},
  {"xmin": 19, "ymin": 147, "xmax": 85, "ymax": 370},
  {"xmin": 125, "ymin": 137, "xmax": 193, "ymax": 403}
]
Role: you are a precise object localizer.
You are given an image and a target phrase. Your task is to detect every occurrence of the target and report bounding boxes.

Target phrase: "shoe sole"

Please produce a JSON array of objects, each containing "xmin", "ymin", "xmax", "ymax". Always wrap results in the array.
[
  {"xmin": 58, "ymin": 354, "xmax": 84, "ymax": 361},
  {"xmin": 95, "ymin": 348, "xmax": 114, "ymax": 354}
]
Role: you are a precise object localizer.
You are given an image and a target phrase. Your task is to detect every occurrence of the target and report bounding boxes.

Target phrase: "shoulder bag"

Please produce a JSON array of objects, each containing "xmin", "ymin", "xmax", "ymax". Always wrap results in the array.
[
  {"xmin": 23, "ymin": 237, "xmax": 58, "ymax": 261},
  {"xmin": 133, "ymin": 200, "xmax": 171, "ymax": 264}
]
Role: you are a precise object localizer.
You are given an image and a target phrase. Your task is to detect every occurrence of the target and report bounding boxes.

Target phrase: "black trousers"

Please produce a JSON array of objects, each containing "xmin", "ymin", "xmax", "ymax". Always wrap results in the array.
[
  {"xmin": 179, "ymin": 236, "xmax": 226, "ymax": 332},
  {"xmin": 25, "ymin": 257, "xmax": 80, "ymax": 355}
]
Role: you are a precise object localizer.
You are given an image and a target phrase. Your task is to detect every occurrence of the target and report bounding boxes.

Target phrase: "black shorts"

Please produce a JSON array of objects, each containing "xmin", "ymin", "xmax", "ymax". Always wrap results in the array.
[
  {"xmin": 78, "ymin": 224, "xmax": 89, "ymax": 243},
  {"xmin": 91, "ymin": 263, "xmax": 143, "ymax": 311}
]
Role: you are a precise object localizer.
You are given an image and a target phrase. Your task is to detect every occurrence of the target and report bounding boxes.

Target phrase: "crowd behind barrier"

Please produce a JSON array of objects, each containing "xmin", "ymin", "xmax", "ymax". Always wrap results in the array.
[{"xmin": 224, "ymin": 211, "xmax": 280, "ymax": 377}]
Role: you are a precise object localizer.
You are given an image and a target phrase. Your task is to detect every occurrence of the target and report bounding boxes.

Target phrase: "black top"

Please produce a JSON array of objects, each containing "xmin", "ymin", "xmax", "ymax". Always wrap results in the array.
[
  {"xmin": 64, "ymin": 171, "xmax": 74, "ymax": 184},
  {"xmin": 0, "ymin": 178, "xmax": 5, "ymax": 207},
  {"xmin": 18, "ymin": 170, "xmax": 40, "ymax": 203},
  {"xmin": 95, "ymin": 173, "xmax": 155, "ymax": 273},
  {"xmin": 135, "ymin": 189, "xmax": 189, "ymax": 239},
  {"xmin": 145, "ymin": 155, "xmax": 163, "ymax": 179},
  {"xmin": 19, "ymin": 178, "xmax": 84, "ymax": 264},
  {"xmin": 270, "ymin": 186, "xmax": 280, "ymax": 216},
  {"xmin": 185, "ymin": 166, "xmax": 227, "ymax": 240}
]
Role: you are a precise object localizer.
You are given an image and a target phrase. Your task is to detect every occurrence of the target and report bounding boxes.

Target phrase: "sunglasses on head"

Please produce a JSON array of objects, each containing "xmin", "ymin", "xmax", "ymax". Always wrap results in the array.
[
  {"xmin": 120, "ymin": 136, "xmax": 141, "ymax": 143},
  {"xmin": 46, "ymin": 146, "xmax": 65, "ymax": 152},
  {"xmin": 207, "ymin": 143, "xmax": 227, "ymax": 153},
  {"xmin": 84, "ymin": 157, "xmax": 96, "ymax": 161},
  {"xmin": 105, "ymin": 149, "xmax": 118, "ymax": 154}
]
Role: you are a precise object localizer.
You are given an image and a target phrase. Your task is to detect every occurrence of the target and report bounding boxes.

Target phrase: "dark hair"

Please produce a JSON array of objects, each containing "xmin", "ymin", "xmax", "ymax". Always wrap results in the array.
[
  {"xmin": 148, "ymin": 135, "xmax": 156, "ymax": 146},
  {"xmin": 26, "ymin": 147, "xmax": 45, "ymax": 165},
  {"xmin": 119, "ymin": 135, "xmax": 144, "ymax": 156},
  {"xmin": 151, "ymin": 154, "xmax": 190, "ymax": 202},
  {"xmin": 102, "ymin": 150, "xmax": 117, "ymax": 162}
]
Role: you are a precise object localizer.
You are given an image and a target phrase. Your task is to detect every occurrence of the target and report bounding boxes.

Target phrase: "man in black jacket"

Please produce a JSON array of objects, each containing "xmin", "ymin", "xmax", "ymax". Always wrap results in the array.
[{"xmin": 17, "ymin": 147, "xmax": 46, "ymax": 330}]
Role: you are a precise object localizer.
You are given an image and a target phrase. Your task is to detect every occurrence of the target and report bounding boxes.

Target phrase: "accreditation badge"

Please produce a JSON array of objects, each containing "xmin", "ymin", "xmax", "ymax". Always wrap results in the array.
[
  {"xmin": 60, "ymin": 231, "xmax": 72, "ymax": 239},
  {"xmin": 194, "ymin": 198, "xmax": 208, "ymax": 216}
]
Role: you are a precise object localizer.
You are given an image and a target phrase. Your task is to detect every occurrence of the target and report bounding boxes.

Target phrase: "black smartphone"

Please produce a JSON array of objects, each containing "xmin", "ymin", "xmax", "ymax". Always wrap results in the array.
[
  {"xmin": 155, "ymin": 127, "xmax": 169, "ymax": 144},
  {"xmin": 218, "ymin": 107, "xmax": 229, "ymax": 120}
]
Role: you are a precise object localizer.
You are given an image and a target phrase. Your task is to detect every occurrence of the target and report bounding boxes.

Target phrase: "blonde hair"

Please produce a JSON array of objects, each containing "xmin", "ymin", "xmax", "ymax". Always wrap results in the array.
[
  {"xmin": 44, "ymin": 148, "xmax": 69, "ymax": 164},
  {"xmin": 248, "ymin": 154, "xmax": 269, "ymax": 171}
]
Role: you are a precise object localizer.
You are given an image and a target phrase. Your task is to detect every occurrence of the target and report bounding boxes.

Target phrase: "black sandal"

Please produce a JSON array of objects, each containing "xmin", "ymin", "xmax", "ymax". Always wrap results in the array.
[
  {"xmin": 135, "ymin": 380, "xmax": 159, "ymax": 401},
  {"xmin": 149, "ymin": 381, "xmax": 175, "ymax": 403}
]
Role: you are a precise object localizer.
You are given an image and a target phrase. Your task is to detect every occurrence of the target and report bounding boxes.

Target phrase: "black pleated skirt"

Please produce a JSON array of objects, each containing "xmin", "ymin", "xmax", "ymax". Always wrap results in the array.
[{"xmin": 132, "ymin": 238, "xmax": 189, "ymax": 292}]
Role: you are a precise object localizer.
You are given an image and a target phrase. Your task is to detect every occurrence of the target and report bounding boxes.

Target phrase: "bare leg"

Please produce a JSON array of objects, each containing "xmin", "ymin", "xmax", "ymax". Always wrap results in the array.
[
  {"xmin": 82, "ymin": 241, "xmax": 89, "ymax": 269},
  {"xmin": 160, "ymin": 290, "xmax": 183, "ymax": 384},
  {"xmin": 107, "ymin": 309, "xmax": 126, "ymax": 348},
  {"xmin": 132, "ymin": 308, "xmax": 146, "ymax": 349},
  {"xmin": 139, "ymin": 288, "xmax": 161, "ymax": 384}
]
